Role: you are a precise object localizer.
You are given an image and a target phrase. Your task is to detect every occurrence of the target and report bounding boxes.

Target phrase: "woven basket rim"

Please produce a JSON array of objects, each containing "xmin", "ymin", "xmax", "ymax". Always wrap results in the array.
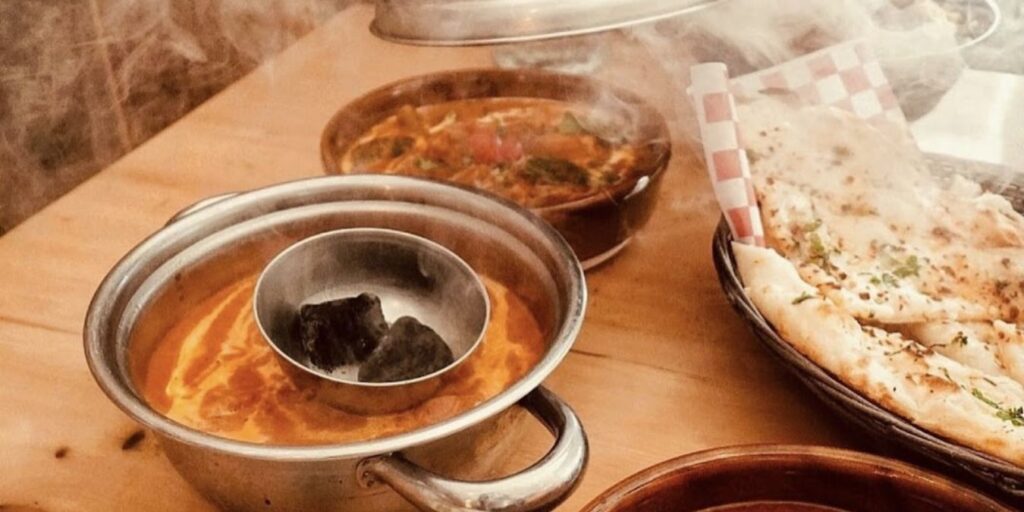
[{"xmin": 712, "ymin": 220, "xmax": 1024, "ymax": 494}]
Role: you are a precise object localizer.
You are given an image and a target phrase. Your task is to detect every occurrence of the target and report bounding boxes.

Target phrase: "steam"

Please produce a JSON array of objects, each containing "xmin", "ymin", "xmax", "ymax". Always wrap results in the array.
[
  {"xmin": 3, "ymin": 0, "xmax": 1022, "ymax": 233},
  {"xmin": 514, "ymin": 0, "xmax": 975, "ymax": 164},
  {"xmin": 612, "ymin": 0, "xmax": 1024, "ymax": 199},
  {"xmin": 0, "ymin": 0, "xmax": 345, "ymax": 232},
  {"xmin": 965, "ymin": 0, "xmax": 1024, "ymax": 73},
  {"xmin": 639, "ymin": 0, "xmax": 975, "ymax": 120},
  {"xmin": 650, "ymin": 0, "xmax": 873, "ymax": 74},
  {"xmin": 645, "ymin": 5, "xmax": 1011, "ymax": 146},
  {"xmin": 542, "ymin": 0, "xmax": 1024, "ymax": 201}
]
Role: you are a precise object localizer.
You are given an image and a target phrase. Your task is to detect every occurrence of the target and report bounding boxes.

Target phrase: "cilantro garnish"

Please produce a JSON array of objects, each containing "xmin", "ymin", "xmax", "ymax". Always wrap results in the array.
[
  {"xmin": 892, "ymin": 255, "xmax": 920, "ymax": 279},
  {"xmin": 870, "ymin": 273, "xmax": 899, "ymax": 287},
  {"xmin": 803, "ymin": 219, "xmax": 823, "ymax": 233},
  {"xmin": 972, "ymin": 388, "xmax": 1024, "ymax": 427},
  {"xmin": 807, "ymin": 232, "xmax": 835, "ymax": 272}
]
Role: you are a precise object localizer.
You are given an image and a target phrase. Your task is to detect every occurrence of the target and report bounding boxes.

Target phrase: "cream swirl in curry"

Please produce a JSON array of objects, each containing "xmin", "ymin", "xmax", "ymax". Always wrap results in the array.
[
  {"xmin": 339, "ymin": 98, "xmax": 645, "ymax": 208},
  {"xmin": 136, "ymin": 275, "xmax": 545, "ymax": 445}
]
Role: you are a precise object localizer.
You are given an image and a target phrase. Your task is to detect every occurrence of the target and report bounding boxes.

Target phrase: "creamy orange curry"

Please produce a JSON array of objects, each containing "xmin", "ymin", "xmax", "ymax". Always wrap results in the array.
[
  {"xmin": 136, "ymin": 275, "xmax": 545, "ymax": 445},
  {"xmin": 340, "ymin": 98, "xmax": 644, "ymax": 208}
]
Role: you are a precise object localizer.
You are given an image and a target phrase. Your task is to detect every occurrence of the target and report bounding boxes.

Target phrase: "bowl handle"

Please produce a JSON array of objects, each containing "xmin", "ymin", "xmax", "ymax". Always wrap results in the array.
[
  {"xmin": 357, "ymin": 386, "xmax": 588, "ymax": 511},
  {"xmin": 165, "ymin": 192, "xmax": 239, "ymax": 225}
]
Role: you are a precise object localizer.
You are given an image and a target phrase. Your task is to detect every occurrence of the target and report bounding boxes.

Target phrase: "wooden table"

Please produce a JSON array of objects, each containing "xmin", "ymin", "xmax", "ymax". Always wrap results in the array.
[{"xmin": 0, "ymin": 6, "xmax": 866, "ymax": 511}]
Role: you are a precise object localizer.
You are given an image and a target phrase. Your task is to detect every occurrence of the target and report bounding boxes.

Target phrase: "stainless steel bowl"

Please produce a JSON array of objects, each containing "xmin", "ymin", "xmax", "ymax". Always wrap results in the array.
[
  {"xmin": 83, "ymin": 176, "xmax": 589, "ymax": 511},
  {"xmin": 254, "ymin": 227, "xmax": 491, "ymax": 415},
  {"xmin": 370, "ymin": 0, "xmax": 721, "ymax": 46}
]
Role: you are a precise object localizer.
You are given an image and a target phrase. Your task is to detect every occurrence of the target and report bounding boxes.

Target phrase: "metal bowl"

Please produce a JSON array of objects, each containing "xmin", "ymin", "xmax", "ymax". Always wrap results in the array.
[
  {"xmin": 877, "ymin": 0, "xmax": 1002, "ymax": 120},
  {"xmin": 370, "ymin": 0, "xmax": 721, "ymax": 46},
  {"xmin": 253, "ymin": 228, "xmax": 491, "ymax": 415},
  {"xmin": 712, "ymin": 220, "xmax": 1024, "ymax": 500},
  {"xmin": 84, "ymin": 175, "xmax": 588, "ymax": 511},
  {"xmin": 320, "ymin": 68, "xmax": 673, "ymax": 269},
  {"xmin": 940, "ymin": 0, "xmax": 1002, "ymax": 51},
  {"xmin": 582, "ymin": 445, "xmax": 1010, "ymax": 511}
]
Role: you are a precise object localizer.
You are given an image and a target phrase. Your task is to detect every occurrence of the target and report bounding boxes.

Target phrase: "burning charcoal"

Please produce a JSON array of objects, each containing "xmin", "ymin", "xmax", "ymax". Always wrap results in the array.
[
  {"xmin": 358, "ymin": 316, "xmax": 455, "ymax": 383},
  {"xmin": 296, "ymin": 293, "xmax": 387, "ymax": 371}
]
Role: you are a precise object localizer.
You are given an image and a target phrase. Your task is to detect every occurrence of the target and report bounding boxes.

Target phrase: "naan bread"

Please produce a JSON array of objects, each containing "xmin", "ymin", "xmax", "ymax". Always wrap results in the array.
[
  {"xmin": 729, "ymin": 96, "xmax": 1024, "ymax": 466},
  {"xmin": 898, "ymin": 321, "xmax": 1024, "ymax": 386},
  {"xmin": 737, "ymin": 96, "xmax": 1024, "ymax": 324},
  {"xmin": 735, "ymin": 243, "xmax": 1024, "ymax": 465}
]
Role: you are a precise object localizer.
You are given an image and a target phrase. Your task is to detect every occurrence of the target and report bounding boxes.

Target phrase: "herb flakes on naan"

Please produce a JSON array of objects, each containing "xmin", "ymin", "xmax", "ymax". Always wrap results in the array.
[
  {"xmin": 736, "ymin": 243, "xmax": 1024, "ymax": 465},
  {"xmin": 738, "ymin": 96, "xmax": 1024, "ymax": 324},
  {"xmin": 898, "ymin": 320, "xmax": 1024, "ymax": 386},
  {"xmin": 731, "ymin": 95, "xmax": 1024, "ymax": 467}
]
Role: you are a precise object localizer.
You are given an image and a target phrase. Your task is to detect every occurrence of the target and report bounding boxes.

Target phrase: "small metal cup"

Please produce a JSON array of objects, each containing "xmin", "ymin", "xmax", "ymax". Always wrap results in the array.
[{"xmin": 253, "ymin": 228, "xmax": 490, "ymax": 414}]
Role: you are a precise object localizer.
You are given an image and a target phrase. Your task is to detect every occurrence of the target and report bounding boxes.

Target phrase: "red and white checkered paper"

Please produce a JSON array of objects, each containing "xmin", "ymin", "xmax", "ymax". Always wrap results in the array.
[
  {"xmin": 731, "ymin": 40, "xmax": 905, "ymax": 126},
  {"xmin": 690, "ymin": 40, "xmax": 906, "ymax": 246},
  {"xmin": 691, "ymin": 62, "xmax": 765, "ymax": 247}
]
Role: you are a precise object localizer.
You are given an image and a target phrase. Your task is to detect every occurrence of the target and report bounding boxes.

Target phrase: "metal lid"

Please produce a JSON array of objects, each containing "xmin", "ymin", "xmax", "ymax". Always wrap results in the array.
[{"xmin": 370, "ymin": 0, "xmax": 722, "ymax": 46}]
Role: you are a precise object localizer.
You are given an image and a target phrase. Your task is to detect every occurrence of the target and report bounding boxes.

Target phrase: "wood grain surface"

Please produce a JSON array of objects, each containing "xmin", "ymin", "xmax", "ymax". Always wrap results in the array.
[{"xmin": 0, "ymin": 6, "xmax": 861, "ymax": 511}]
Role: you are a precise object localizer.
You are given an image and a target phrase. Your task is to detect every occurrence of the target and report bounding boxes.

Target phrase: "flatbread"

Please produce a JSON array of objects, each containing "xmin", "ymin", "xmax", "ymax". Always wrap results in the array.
[
  {"xmin": 728, "ymin": 95, "xmax": 1024, "ymax": 467},
  {"xmin": 898, "ymin": 321, "xmax": 1024, "ymax": 386},
  {"xmin": 735, "ymin": 243, "xmax": 1024, "ymax": 465},
  {"xmin": 737, "ymin": 96, "xmax": 1024, "ymax": 324}
]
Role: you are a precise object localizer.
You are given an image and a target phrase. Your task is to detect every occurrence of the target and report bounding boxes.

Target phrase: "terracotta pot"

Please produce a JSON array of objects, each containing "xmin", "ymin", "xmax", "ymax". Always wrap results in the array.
[{"xmin": 583, "ymin": 445, "xmax": 1010, "ymax": 512}]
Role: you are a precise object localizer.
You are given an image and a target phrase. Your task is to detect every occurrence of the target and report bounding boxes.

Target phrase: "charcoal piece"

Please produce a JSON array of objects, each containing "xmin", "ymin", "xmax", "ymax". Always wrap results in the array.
[
  {"xmin": 296, "ymin": 293, "xmax": 388, "ymax": 371},
  {"xmin": 358, "ymin": 316, "xmax": 455, "ymax": 383}
]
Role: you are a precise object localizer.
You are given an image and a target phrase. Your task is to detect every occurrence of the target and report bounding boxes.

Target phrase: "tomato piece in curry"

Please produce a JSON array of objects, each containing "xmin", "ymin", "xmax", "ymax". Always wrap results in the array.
[{"xmin": 340, "ymin": 98, "xmax": 644, "ymax": 208}]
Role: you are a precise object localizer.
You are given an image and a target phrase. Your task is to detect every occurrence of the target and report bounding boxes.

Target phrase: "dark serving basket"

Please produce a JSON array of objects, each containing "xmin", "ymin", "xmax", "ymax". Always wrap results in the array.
[{"xmin": 711, "ymin": 153, "xmax": 1024, "ymax": 498}]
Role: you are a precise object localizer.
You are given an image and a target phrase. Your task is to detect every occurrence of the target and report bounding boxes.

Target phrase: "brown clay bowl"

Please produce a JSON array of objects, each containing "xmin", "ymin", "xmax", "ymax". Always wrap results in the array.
[
  {"xmin": 582, "ymin": 445, "xmax": 1011, "ymax": 512},
  {"xmin": 320, "ymin": 68, "xmax": 672, "ymax": 269}
]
